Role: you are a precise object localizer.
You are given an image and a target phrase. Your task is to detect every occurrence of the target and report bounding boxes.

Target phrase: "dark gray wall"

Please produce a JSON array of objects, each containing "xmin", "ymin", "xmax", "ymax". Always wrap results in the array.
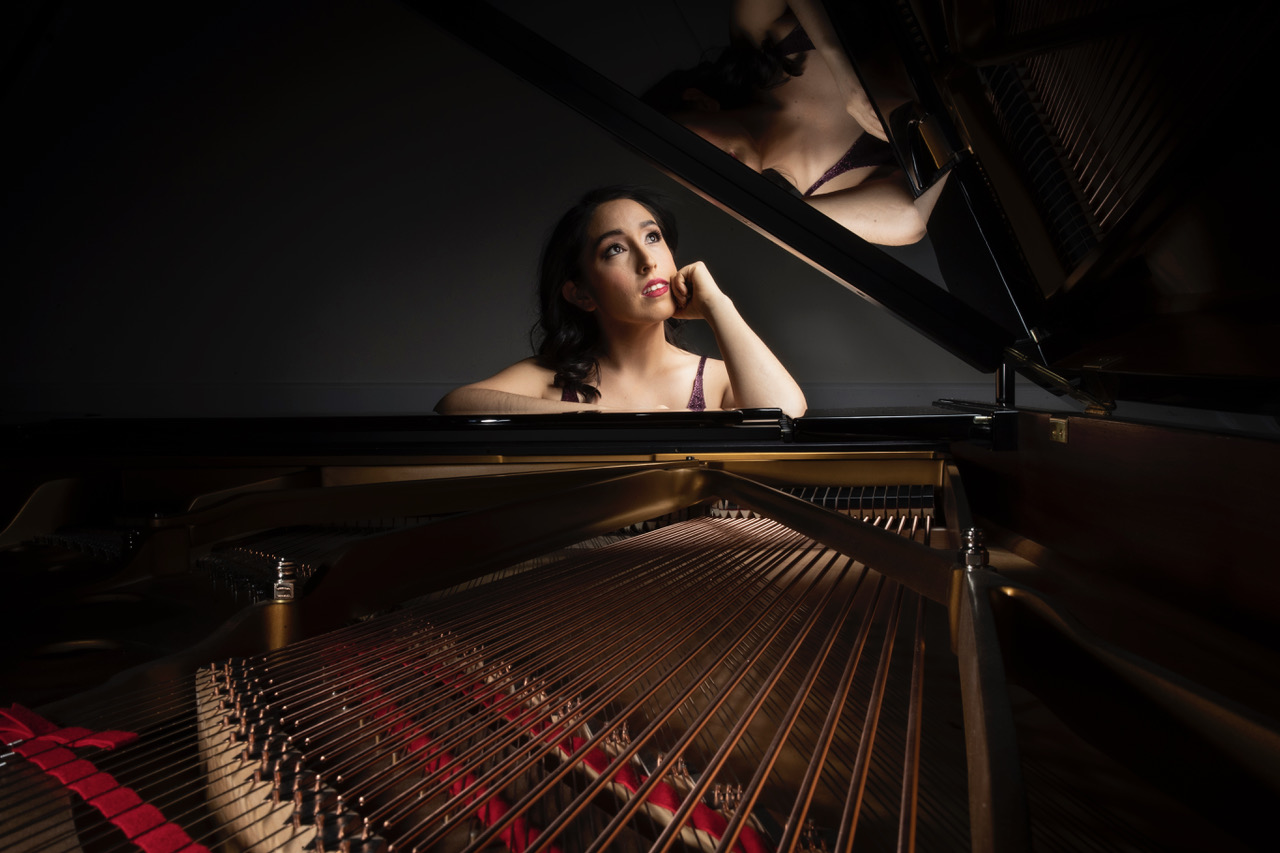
[{"xmin": 2, "ymin": 0, "xmax": 1007, "ymax": 418}]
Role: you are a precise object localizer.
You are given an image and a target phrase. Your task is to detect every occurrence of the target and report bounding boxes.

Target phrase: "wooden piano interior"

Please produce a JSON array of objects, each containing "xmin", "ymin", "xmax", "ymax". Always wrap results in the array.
[{"xmin": 3, "ymin": 423, "xmax": 1278, "ymax": 852}]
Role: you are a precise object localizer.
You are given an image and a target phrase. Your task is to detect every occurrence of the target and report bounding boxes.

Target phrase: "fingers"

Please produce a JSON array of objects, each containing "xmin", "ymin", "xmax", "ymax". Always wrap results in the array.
[
  {"xmin": 681, "ymin": 261, "xmax": 721, "ymax": 299},
  {"xmin": 671, "ymin": 269, "xmax": 690, "ymax": 311},
  {"xmin": 672, "ymin": 262, "xmax": 720, "ymax": 318}
]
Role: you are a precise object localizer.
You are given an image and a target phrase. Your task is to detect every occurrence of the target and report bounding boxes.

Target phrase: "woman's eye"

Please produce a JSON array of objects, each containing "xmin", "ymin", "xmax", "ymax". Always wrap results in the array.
[
  {"xmin": 645, "ymin": 231, "xmax": 662, "ymax": 244},
  {"xmin": 603, "ymin": 243, "xmax": 623, "ymax": 258}
]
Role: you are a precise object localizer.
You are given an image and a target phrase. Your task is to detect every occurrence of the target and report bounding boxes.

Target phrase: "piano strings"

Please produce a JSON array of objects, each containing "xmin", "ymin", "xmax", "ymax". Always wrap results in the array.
[{"xmin": 4, "ymin": 512, "xmax": 954, "ymax": 852}]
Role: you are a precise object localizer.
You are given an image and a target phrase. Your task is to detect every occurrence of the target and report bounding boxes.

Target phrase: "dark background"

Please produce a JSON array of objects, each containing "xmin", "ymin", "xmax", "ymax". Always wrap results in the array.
[{"xmin": 2, "ymin": 0, "xmax": 1048, "ymax": 419}]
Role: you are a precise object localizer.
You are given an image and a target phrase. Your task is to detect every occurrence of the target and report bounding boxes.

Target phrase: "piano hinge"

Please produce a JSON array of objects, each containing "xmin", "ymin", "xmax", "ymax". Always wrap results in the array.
[{"xmin": 1004, "ymin": 347, "xmax": 1116, "ymax": 415}]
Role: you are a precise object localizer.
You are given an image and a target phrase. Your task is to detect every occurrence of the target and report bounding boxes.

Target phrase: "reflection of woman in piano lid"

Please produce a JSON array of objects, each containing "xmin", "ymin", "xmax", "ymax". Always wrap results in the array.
[
  {"xmin": 643, "ymin": 0, "xmax": 944, "ymax": 246},
  {"xmin": 435, "ymin": 186, "xmax": 807, "ymax": 417}
]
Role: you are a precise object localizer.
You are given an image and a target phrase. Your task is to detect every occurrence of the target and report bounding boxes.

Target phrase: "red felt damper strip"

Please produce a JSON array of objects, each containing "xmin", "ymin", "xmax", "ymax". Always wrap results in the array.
[
  {"xmin": 1, "ymin": 703, "xmax": 136, "ymax": 749},
  {"xmin": 339, "ymin": 667, "xmax": 561, "ymax": 853},
  {"xmin": 427, "ymin": 653, "xmax": 773, "ymax": 853},
  {"xmin": 3, "ymin": 704, "xmax": 210, "ymax": 853},
  {"xmin": 332, "ymin": 637, "xmax": 773, "ymax": 853}
]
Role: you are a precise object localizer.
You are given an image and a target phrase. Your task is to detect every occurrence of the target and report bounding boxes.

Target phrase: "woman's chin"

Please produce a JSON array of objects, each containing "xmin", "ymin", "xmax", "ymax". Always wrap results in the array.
[{"xmin": 638, "ymin": 295, "xmax": 677, "ymax": 321}]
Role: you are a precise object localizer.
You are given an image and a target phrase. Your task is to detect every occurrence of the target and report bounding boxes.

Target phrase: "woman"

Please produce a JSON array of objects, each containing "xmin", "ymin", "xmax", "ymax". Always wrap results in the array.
[
  {"xmin": 434, "ymin": 186, "xmax": 806, "ymax": 418},
  {"xmin": 643, "ymin": 0, "xmax": 943, "ymax": 246}
]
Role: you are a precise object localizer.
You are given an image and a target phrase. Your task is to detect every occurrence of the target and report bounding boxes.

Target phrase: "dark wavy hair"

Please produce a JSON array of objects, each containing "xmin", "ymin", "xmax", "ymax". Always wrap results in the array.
[
  {"xmin": 532, "ymin": 186, "xmax": 681, "ymax": 403},
  {"xmin": 641, "ymin": 35, "xmax": 806, "ymax": 115}
]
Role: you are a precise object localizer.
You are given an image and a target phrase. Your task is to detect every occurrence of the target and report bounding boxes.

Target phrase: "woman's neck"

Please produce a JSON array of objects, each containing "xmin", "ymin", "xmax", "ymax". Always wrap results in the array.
[{"xmin": 596, "ymin": 322, "xmax": 676, "ymax": 379}]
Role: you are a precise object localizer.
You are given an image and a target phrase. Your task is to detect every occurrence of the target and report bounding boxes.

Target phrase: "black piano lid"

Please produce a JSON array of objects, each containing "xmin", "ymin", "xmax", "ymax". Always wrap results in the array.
[
  {"xmin": 418, "ymin": 1, "xmax": 1280, "ymax": 417},
  {"xmin": 2, "ymin": 407, "xmax": 996, "ymax": 460}
]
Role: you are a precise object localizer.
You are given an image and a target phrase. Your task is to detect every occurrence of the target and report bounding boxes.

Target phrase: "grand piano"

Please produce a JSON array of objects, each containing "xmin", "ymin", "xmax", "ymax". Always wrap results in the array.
[{"xmin": 3, "ymin": 2, "xmax": 1279, "ymax": 851}]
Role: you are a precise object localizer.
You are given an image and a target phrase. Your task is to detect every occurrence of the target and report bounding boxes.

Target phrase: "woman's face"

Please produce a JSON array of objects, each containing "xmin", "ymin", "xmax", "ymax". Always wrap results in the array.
[{"xmin": 566, "ymin": 198, "xmax": 678, "ymax": 325}]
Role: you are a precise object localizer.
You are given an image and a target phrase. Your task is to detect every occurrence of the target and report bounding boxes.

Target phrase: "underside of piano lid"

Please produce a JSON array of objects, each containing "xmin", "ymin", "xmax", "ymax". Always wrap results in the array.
[{"xmin": 422, "ymin": 0, "xmax": 1280, "ymax": 418}]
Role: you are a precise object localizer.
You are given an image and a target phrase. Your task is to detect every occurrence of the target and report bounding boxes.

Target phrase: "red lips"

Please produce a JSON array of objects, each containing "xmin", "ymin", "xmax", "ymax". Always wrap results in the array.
[{"xmin": 642, "ymin": 280, "xmax": 669, "ymax": 298}]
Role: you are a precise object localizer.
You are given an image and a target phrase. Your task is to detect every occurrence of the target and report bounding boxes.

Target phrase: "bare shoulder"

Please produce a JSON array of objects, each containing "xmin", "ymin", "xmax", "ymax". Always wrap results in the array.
[
  {"xmin": 471, "ymin": 357, "xmax": 559, "ymax": 399},
  {"xmin": 434, "ymin": 357, "xmax": 566, "ymax": 415},
  {"xmin": 699, "ymin": 356, "xmax": 734, "ymax": 409}
]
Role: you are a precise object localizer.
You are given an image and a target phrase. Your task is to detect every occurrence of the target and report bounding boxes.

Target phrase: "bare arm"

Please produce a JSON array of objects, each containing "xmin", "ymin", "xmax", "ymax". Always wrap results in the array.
[
  {"xmin": 434, "ymin": 358, "xmax": 603, "ymax": 414},
  {"xmin": 435, "ymin": 388, "xmax": 604, "ymax": 414},
  {"xmin": 730, "ymin": 0, "xmax": 790, "ymax": 42},
  {"xmin": 672, "ymin": 262, "xmax": 807, "ymax": 418},
  {"xmin": 733, "ymin": 0, "xmax": 888, "ymax": 141},
  {"xmin": 805, "ymin": 177, "xmax": 925, "ymax": 245},
  {"xmin": 805, "ymin": 172, "xmax": 947, "ymax": 245},
  {"xmin": 787, "ymin": 0, "xmax": 887, "ymax": 140}
]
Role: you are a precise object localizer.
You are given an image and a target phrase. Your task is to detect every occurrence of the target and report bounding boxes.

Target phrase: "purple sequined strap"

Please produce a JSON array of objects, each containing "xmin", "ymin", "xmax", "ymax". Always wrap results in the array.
[
  {"xmin": 803, "ymin": 134, "xmax": 896, "ymax": 197},
  {"xmin": 688, "ymin": 356, "xmax": 707, "ymax": 412}
]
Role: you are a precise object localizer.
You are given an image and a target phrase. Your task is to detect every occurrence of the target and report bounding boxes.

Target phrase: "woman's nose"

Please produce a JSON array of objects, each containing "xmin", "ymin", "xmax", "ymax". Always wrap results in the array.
[{"xmin": 638, "ymin": 247, "xmax": 656, "ymax": 271}]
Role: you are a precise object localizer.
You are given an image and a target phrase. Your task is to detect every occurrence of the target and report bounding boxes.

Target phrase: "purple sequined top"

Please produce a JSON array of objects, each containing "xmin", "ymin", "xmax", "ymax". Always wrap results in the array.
[
  {"xmin": 803, "ymin": 134, "xmax": 896, "ymax": 196},
  {"xmin": 561, "ymin": 356, "xmax": 708, "ymax": 411}
]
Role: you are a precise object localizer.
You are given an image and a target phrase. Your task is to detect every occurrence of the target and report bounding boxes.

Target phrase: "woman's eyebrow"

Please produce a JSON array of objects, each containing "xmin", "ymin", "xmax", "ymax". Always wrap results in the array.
[
  {"xmin": 591, "ymin": 220, "xmax": 659, "ymax": 253},
  {"xmin": 591, "ymin": 229, "xmax": 624, "ymax": 252}
]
